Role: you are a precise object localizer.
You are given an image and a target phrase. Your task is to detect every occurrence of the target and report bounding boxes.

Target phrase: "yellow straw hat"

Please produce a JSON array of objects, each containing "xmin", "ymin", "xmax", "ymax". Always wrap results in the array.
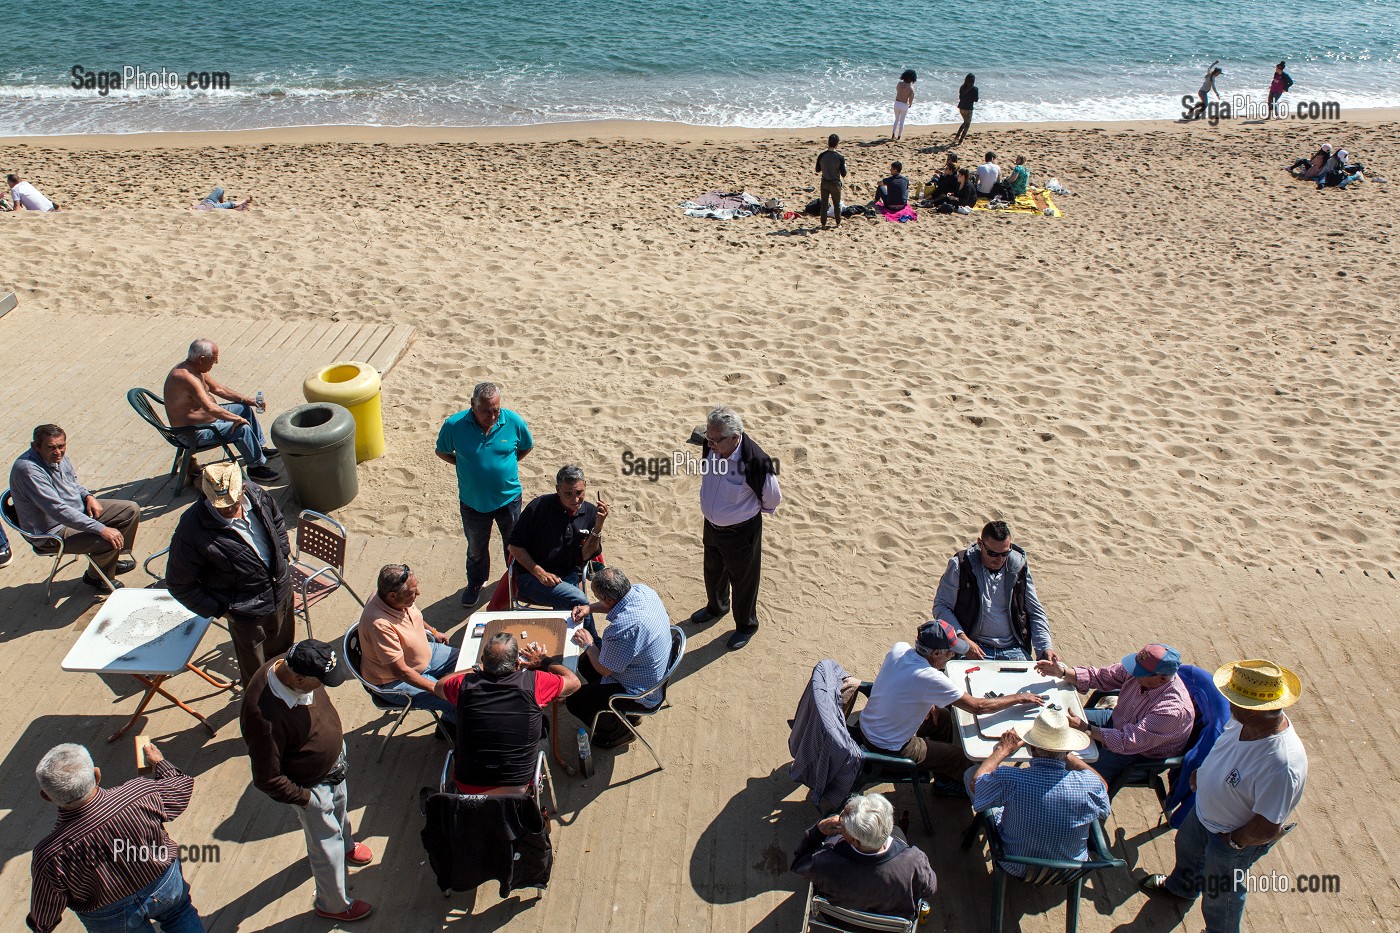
[
  {"xmin": 1213, "ymin": 659, "xmax": 1302, "ymax": 710},
  {"xmin": 1018, "ymin": 706, "xmax": 1091, "ymax": 753}
]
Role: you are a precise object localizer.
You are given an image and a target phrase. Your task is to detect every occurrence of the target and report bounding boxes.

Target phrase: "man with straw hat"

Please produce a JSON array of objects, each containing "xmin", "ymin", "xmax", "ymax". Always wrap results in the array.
[
  {"xmin": 1139, "ymin": 659, "xmax": 1307, "ymax": 933},
  {"xmin": 967, "ymin": 708, "xmax": 1111, "ymax": 875}
]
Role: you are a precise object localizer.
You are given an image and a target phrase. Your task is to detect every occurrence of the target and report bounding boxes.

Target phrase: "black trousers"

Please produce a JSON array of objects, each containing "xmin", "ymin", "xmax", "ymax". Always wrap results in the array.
[
  {"xmin": 229, "ymin": 587, "xmax": 296, "ymax": 685},
  {"xmin": 566, "ymin": 652, "xmax": 646, "ymax": 743},
  {"xmin": 702, "ymin": 513, "xmax": 762, "ymax": 630}
]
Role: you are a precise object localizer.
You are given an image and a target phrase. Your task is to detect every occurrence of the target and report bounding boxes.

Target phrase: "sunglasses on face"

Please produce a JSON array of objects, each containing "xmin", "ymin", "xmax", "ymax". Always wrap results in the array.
[{"xmin": 981, "ymin": 544, "xmax": 1012, "ymax": 558}]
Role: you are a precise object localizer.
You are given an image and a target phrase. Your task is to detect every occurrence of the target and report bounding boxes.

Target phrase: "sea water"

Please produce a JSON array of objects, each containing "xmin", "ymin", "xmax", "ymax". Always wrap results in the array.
[{"xmin": 4, "ymin": 0, "xmax": 1398, "ymax": 134}]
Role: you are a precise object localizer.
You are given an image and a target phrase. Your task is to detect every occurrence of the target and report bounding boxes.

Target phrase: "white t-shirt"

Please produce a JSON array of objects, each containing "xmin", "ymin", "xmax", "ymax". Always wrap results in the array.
[
  {"xmin": 1195, "ymin": 718, "xmax": 1307, "ymax": 834},
  {"xmin": 975, "ymin": 162, "xmax": 1000, "ymax": 194},
  {"xmin": 858, "ymin": 643, "xmax": 964, "ymax": 751},
  {"xmin": 10, "ymin": 180, "xmax": 55, "ymax": 212}
]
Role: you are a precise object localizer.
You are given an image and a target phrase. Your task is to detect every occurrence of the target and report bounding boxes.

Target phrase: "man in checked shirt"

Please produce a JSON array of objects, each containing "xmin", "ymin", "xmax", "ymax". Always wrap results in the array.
[
  {"xmin": 1037, "ymin": 643, "xmax": 1196, "ymax": 787},
  {"xmin": 27, "ymin": 742, "xmax": 203, "ymax": 932}
]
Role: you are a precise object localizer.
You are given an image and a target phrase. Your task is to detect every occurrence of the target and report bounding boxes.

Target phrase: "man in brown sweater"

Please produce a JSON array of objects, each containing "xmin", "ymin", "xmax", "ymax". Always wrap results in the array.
[{"xmin": 240, "ymin": 639, "xmax": 373, "ymax": 922}]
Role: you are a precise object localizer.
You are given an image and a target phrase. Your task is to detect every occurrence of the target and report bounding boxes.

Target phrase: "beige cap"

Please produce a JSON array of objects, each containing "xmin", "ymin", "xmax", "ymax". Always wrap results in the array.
[
  {"xmin": 201, "ymin": 461, "xmax": 244, "ymax": 508},
  {"xmin": 1019, "ymin": 706, "xmax": 1092, "ymax": 753}
]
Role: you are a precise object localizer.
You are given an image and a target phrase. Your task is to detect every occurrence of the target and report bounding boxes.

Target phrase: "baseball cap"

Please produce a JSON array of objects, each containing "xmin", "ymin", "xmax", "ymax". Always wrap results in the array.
[
  {"xmin": 201, "ymin": 461, "xmax": 243, "ymax": 508},
  {"xmin": 286, "ymin": 639, "xmax": 349, "ymax": 686},
  {"xmin": 917, "ymin": 619, "xmax": 969, "ymax": 656},
  {"xmin": 1123, "ymin": 644, "xmax": 1181, "ymax": 678}
]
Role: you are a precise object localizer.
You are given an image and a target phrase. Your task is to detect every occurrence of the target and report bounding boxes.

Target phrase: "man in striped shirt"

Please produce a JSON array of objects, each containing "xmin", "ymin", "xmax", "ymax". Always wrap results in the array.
[
  {"xmin": 1037, "ymin": 643, "xmax": 1195, "ymax": 786},
  {"xmin": 28, "ymin": 742, "xmax": 203, "ymax": 932}
]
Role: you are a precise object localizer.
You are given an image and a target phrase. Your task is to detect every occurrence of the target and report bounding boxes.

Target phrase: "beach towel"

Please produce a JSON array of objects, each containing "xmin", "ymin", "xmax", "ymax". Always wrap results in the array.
[
  {"xmin": 971, "ymin": 190, "xmax": 1063, "ymax": 217},
  {"xmin": 876, "ymin": 203, "xmax": 918, "ymax": 223},
  {"xmin": 679, "ymin": 190, "xmax": 760, "ymax": 220}
]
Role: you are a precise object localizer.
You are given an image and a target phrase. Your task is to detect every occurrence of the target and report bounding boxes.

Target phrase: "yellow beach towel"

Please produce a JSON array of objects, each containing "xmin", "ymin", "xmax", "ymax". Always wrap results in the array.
[{"xmin": 972, "ymin": 190, "xmax": 1063, "ymax": 217}]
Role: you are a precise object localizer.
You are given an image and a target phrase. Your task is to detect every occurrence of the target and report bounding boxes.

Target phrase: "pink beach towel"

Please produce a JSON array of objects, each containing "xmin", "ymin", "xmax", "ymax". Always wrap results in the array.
[{"xmin": 877, "ymin": 203, "xmax": 918, "ymax": 223}]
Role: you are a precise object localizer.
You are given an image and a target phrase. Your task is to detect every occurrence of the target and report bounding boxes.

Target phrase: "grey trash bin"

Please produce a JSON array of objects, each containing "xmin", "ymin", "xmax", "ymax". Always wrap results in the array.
[{"xmin": 271, "ymin": 403, "xmax": 358, "ymax": 512}]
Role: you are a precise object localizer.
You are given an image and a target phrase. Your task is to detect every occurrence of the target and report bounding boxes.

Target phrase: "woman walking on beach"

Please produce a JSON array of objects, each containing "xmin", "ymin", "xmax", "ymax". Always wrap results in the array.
[
  {"xmin": 953, "ymin": 74, "xmax": 978, "ymax": 145},
  {"xmin": 1266, "ymin": 61, "xmax": 1291, "ymax": 119},
  {"xmin": 892, "ymin": 70, "xmax": 916, "ymax": 140}
]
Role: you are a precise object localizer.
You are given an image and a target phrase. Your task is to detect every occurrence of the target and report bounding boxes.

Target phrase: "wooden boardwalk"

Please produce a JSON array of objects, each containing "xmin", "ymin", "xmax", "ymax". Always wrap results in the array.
[{"xmin": 0, "ymin": 308, "xmax": 414, "ymax": 504}]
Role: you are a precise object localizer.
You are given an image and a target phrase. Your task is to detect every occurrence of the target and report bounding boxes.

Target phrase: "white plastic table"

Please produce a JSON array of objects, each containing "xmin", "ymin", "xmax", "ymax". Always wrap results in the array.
[
  {"xmin": 456, "ymin": 609, "xmax": 582, "ymax": 771},
  {"xmin": 61, "ymin": 588, "xmax": 236, "ymax": 741},
  {"xmin": 946, "ymin": 659, "xmax": 1098, "ymax": 762}
]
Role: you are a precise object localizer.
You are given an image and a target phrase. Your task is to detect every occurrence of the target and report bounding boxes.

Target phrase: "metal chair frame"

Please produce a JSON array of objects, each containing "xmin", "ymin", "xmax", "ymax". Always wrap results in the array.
[
  {"xmin": 289, "ymin": 510, "xmax": 364, "ymax": 638},
  {"xmin": 1, "ymin": 489, "xmax": 115, "ymax": 604},
  {"xmin": 965, "ymin": 813, "xmax": 1125, "ymax": 933},
  {"xmin": 847, "ymin": 681, "xmax": 934, "ymax": 835},
  {"xmin": 344, "ymin": 621, "xmax": 439, "ymax": 761},
  {"xmin": 800, "ymin": 883, "xmax": 923, "ymax": 933},
  {"xmin": 125, "ymin": 387, "xmax": 239, "ymax": 490},
  {"xmin": 439, "ymin": 748, "xmax": 557, "ymax": 823},
  {"xmin": 1084, "ymin": 687, "xmax": 1201, "ymax": 818},
  {"xmin": 506, "ymin": 557, "xmax": 601, "ymax": 610},
  {"xmin": 587, "ymin": 624, "xmax": 685, "ymax": 772}
]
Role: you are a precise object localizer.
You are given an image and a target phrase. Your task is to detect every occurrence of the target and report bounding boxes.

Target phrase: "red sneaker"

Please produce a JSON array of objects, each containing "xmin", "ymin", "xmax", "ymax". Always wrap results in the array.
[
  {"xmin": 346, "ymin": 843, "xmax": 373, "ymax": 866},
  {"xmin": 315, "ymin": 899, "xmax": 373, "ymax": 921}
]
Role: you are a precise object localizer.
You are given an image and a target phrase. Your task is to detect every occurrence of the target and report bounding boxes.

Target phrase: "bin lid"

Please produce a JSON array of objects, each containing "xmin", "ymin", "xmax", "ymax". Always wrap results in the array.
[
  {"xmin": 304, "ymin": 361, "xmax": 382, "ymax": 408},
  {"xmin": 270, "ymin": 402, "xmax": 357, "ymax": 454}
]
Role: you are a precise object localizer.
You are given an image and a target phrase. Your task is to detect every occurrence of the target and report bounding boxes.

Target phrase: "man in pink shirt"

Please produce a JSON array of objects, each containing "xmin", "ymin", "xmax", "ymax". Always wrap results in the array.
[
  {"xmin": 1036, "ymin": 643, "xmax": 1194, "ymax": 787},
  {"xmin": 358, "ymin": 563, "xmax": 459, "ymax": 725}
]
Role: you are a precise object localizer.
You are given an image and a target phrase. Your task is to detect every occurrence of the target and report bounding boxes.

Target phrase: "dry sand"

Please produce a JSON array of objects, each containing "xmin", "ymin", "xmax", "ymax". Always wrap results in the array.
[{"xmin": 1, "ymin": 113, "xmax": 1397, "ymax": 931}]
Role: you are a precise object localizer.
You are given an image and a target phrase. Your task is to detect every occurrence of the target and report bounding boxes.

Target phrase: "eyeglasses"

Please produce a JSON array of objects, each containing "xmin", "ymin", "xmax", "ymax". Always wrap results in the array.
[{"xmin": 981, "ymin": 544, "xmax": 1012, "ymax": 559}]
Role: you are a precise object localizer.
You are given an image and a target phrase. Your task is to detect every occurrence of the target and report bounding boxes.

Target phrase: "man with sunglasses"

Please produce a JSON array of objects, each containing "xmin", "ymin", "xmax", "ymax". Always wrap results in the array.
[
  {"xmin": 933, "ymin": 520, "xmax": 1058, "ymax": 663},
  {"xmin": 356, "ymin": 563, "xmax": 460, "ymax": 728}
]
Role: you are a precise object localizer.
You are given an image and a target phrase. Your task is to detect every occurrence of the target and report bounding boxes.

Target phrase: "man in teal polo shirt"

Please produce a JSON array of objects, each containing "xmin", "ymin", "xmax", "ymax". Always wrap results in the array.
[{"xmin": 436, "ymin": 382, "xmax": 533, "ymax": 607}]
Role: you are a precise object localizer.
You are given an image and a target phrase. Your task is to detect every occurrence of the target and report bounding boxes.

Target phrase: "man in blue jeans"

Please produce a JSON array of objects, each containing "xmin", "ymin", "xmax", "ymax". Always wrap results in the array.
[
  {"xmin": 1139, "ymin": 659, "xmax": 1308, "ymax": 933},
  {"xmin": 356, "ymin": 563, "xmax": 460, "ymax": 724},
  {"xmin": 508, "ymin": 464, "xmax": 607, "ymax": 614},
  {"xmin": 28, "ymin": 742, "xmax": 204, "ymax": 932},
  {"xmin": 436, "ymin": 381, "xmax": 533, "ymax": 607},
  {"xmin": 163, "ymin": 337, "xmax": 279, "ymax": 482}
]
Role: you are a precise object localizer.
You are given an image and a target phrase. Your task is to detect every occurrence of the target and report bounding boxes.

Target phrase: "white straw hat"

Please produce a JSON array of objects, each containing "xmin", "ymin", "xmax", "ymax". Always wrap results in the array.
[{"xmin": 1019, "ymin": 706, "xmax": 1091, "ymax": 753}]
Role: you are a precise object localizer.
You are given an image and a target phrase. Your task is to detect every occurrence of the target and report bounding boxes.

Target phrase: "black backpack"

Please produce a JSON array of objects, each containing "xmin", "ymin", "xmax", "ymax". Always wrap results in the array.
[{"xmin": 1281, "ymin": 72, "xmax": 1294, "ymax": 91}]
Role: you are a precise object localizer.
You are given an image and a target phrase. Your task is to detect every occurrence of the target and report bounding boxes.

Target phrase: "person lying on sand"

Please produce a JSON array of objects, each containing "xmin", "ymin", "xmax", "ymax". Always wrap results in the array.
[
  {"xmin": 190, "ymin": 186, "xmax": 252, "ymax": 211},
  {"xmin": 7, "ymin": 173, "xmax": 59, "ymax": 211},
  {"xmin": 1289, "ymin": 143, "xmax": 1331, "ymax": 179}
]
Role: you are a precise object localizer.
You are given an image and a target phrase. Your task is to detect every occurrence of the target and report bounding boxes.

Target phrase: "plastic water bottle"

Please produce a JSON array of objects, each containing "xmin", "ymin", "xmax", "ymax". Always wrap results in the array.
[
  {"xmin": 576, "ymin": 727, "xmax": 593, "ymax": 778},
  {"xmin": 254, "ymin": 390, "xmax": 265, "ymax": 413}
]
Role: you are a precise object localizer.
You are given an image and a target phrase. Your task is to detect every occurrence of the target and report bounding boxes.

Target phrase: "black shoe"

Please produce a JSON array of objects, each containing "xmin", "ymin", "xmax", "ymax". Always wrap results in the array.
[
  {"xmin": 626, "ymin": 714, "xmax": 642, "ymax": 726},
  {"xmin": 460, "ymin": 584, "xmax": 482, "ymax": 608},
  {"xmin": 727, "ymin": 627, "xmax": 757, "ymax": 650},
  {"xmin": 261, "ymin": 446, "xmax": 280, "ymax": 459},
  {"xmin": 688, "ymin": 605, "xmax": 730, "ymax": 626},
  {"xmin": 81, "ymin": 574, "xmax": 123, "ymax": 593},
  {"xmin": 247, "ymin": 465, "xmax": 280, "ymax": 482},
  {"xmin": 1137, "ymin": 874, "xmax": 1188, "ymax": 899},
  {"xmin": 114, "ymin": 557, "xmax": 137, "ymax": 575},
  {"xmin": 0, "ymin": 548, "xmax": 11, "ymax": 569}
]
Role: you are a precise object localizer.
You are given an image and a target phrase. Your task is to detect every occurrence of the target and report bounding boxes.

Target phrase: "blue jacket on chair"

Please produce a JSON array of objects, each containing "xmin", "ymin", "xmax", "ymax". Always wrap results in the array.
[{"xmin": 1164, "ymin": 663, "xmax": 1230, "ymax": 827}]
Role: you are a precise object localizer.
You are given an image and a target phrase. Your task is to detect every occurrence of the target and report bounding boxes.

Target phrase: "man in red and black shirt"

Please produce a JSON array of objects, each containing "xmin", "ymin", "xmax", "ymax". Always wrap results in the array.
[
  {"xmin": 28, "ymin": 742, "xmax": 202, "ymax": 932},
  {"xmin": 434, "ymin": 632, "xmax": 580, "ymax": 791}
]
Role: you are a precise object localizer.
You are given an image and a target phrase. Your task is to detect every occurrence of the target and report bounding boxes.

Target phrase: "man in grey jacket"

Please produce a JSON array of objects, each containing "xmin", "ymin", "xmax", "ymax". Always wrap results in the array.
[
  {"xmin": 933, "ymin": 520, "xmax": 1058, "ymax": 663},
  {"xmin": 167, "ymin": 462, "xmax": 293, "ymax": 684},
  {"xmin": 9, "ymin": 424, "xmax": 139, "ymax": 591}
]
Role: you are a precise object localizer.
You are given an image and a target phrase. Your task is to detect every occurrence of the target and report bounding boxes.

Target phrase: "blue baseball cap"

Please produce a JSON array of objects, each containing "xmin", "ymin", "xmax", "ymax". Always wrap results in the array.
[
  {"xmin": 918, "ymin": 619, "xmax": 970, "ymax": 656},
  {"xmin": 1123, "ymin": 644, "xmax": 1181, "ymax": 678}
]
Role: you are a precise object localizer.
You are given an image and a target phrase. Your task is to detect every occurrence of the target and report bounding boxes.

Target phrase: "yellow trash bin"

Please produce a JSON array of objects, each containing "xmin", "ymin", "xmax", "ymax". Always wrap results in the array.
[{"xmin": 303, "ymin": 361, "xmax": 384, "ymax": 463}]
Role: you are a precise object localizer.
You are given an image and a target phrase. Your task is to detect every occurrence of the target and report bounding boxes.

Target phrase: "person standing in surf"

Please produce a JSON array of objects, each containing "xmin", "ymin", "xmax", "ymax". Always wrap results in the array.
[
  {"xmin": 1194, "ymin": 61, "xmax": 1223, "ymax": 120},
  {"xmin": 953, "ymin": 74, "xmax": 978, "ymax": 146},
  {"xmin": 1266, "ymin": 61, "xmax": 1291, "ymax": 119},
  {"xmin": 892, "ymin": 70, "xmax": 917, "ymax": 140}
]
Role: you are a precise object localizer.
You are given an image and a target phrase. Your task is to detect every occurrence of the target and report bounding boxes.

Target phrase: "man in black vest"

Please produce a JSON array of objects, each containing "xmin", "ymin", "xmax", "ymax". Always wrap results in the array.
[
  {"xmin": 685, "ymin": 406, "xmax": 782, "ymax": 650},
  {"xmin": 434, "ymin": 633, "xmax": 580, "ymax": 791},
  {"xmin": 932, "ymin": 520, "xmax": 1059, "ymax": 663}
]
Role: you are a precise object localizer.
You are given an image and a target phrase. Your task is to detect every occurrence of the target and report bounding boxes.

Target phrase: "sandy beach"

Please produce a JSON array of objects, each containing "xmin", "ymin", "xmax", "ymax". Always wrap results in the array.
[{"xmin": 1, "ymin": 112, "xmax": 1397, "ymax": 931}]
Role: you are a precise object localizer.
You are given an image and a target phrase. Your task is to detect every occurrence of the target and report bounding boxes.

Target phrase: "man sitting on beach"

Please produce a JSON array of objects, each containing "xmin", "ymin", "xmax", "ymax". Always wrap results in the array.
[
  {"xmin": 877, "ymin": 162, "xmax": 910, "ymax": 211},
  {"xmin": 506, "ymin": 464, "xmax": 607, "ymax": 611},
  {"xmin": 968, "ymin": 709, "xmax": 1111, "ymax": 875},
  {"xmin": 855, "ymin": 620, "xmax": 1044, "ymax": 793},
  {"xmin": 1037, "ymin": 644, "xmax": 1195, "ymax": 786},
  {"xmin": 434, "ymin": 633, "xmax": 580, "ymax": 792},
  {"xmin": 974, "ymin": 152, "xmax": 1000, "ymax": 198},
  {"xmin": 7, "ymin": 173, "xmax": 59, "ymax": 211},
  {"xmin": 164, "ymin": 337, "xmax": 279, "ymax": 482},
  {"xmin": 791, "ymin": 792, "xmax": 937, "ymax": 920}
]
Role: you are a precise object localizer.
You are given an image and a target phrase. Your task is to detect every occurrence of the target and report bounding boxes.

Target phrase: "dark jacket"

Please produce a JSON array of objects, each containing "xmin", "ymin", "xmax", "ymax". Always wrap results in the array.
[
  {"xmin": 420, "ymin": 790, "xmax": 552, "ymax": 895},
  {"xmin": 952, "ymin": 544, "xmax": 1032, "ymax": 655},
  {"xmin": 701, "ymin": 433, "xmax": 779, "ymax": 506},
  {"xmin": 792, "ymin": 822, "xmax": 937, "ymax": 919},
  {"xmin": 167, "ymin": 482, "xmax": 291, "ymax": 621}
]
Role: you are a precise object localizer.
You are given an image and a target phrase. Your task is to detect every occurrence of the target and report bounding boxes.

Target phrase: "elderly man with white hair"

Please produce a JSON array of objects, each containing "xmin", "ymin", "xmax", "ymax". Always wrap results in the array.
[
  {"xmin": 686, "ymin": 405, "xmax": 781, "ymax": 650},
  {"xmin": 791, "ymin": 791, "xmax": 937, "ymax": 920},
  {"xmin": 27, "ymin": 742, "xmax": 203, "ymax": 933},
  {"xmin": 163, "ymin": 336, "xmax": 279, "ymax": 482}
]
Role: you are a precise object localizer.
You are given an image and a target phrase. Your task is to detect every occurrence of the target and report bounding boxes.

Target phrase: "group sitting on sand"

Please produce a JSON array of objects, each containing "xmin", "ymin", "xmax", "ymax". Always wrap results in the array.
[{"xmin": 1288, "ymin": 143, "xmax": 1365, "ymax": 189}]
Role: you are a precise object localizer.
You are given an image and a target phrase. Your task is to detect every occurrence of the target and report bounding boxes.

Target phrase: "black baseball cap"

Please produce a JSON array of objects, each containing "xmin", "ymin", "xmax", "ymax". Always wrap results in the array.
[
  {"xmin": 286, "ymin": 639, "xmax": 349, "ymax": 686},
  {"xmin": 917, "ymin": 619, "xmax": 970, "ymax": 655}
]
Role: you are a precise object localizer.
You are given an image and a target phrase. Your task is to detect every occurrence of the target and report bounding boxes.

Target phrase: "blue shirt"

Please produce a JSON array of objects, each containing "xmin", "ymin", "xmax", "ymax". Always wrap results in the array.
[
  {"xmin": 598, "ymin": 583, "xmax": 671, "ymax": 708},
  {"xmin": 9, "ymin": 449, "xmax": 102, "ymax": 536},
  {"xmin": 973, "ymin": 758, "xmax": 1110, "ymax": 877},
  {"xmin": 436, "ymin": 408, "xmax": 533, "ymax": 512}
]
